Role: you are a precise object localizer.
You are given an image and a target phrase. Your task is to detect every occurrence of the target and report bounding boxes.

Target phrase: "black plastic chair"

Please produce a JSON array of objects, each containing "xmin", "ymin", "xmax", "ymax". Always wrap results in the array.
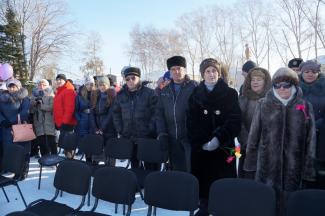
[
  {"xmin": 144, "ymin": 171, "xmax": 199, "ymax": 216},
  {"xmin": 74, "ymin": 166, "xmax": 138, "ymax": 216},
  {"xmin": 6, "ymin": 211, "xmax": 38, "ymax": 216},
  {"xmin": 105, "ymin": 137, "xmax": 133, "ymax": 168},
  {"xmin": 0, "ymin": 145, "xmax": 27, "ymax": 207},
  {"xmin": 287, "ymin": 189, "xmax": 325, "ymax": 216},
  {"xmin": 132, "ymin": 138, "xmax": 168, "ymax": 188},
  {"xmin": 37, "ymin": 133, "xmax": 78, "ymax": 189},
  {"xmin": 25, "ymin": 159, "xmax": 92, "ymax": 216},
  {"xmin": 208, "ymin": 178, "xmax": 276, "ymax": 216},
  {"xmin": 78, "ymin": 134, "xmax": 105, "ymax": 206}
]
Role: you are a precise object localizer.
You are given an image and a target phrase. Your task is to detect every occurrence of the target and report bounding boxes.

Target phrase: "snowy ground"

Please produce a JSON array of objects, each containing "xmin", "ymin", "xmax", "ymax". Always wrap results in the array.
[{"xmin": 0, "ymin": 156, "xmax": 189, "ymax": 216}]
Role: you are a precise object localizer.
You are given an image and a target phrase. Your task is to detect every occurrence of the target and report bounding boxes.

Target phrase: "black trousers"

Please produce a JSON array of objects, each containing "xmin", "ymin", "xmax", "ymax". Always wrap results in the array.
[{"xmin": 37, "ymin": 135, "xmax": 57, "ymax": 156}]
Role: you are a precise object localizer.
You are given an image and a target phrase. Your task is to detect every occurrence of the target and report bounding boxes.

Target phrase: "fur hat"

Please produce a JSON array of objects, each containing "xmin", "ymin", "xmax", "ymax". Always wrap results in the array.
[
  {"xmin": 242, "ymin": 60, "xmax": 257, "ymax": 73},
  {"xmin": 166, "ymin": 56, "xmax": 186, "ymax": 70},
  {"xmin": 123, "ymin": 66, "xmax": 141, "ymax": 77},
  {"xmin": 199, "ymin": 58, "xmax": 221, "ymax": 77},
  {"xmin": 272, "ymin": 67, "xmax": 299, "ymax": 86},
  {"xmin": 299, "ymin": 60, "xmax": 320, "ymax": 73},
  {"xmin": 288, "ymin": 58, "xmax": 303, "ymax": 68},
  {"xmin": 97, "ymin": 76, "xmax": 110, "ymax": 86},
  {"xmin": 38, "ymin": 79, "xmax": 49, "ymax": 87},
  {"xmin": 0, "ymin": 63, "xmax": 14, "ymax": 81},
  {"xmin": 56, "ymin": 74, "xmax": 67, "ymax": 81},
  {"xmin": 6, "ymin": 78, "xmax": 22, "ymax": 89},
  {"xmin": 84, "ymin": 75, "xmax": 95, "ymax": 85}
]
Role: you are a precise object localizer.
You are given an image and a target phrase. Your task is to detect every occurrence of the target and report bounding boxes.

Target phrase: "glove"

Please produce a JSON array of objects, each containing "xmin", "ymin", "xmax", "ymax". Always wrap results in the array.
[
  {"xmin": 60, "ymin": 124, "xmax": 74, "ymax": 132},
  {"xmin": 1, "ymin": 120, "xmax": 12, "ymax": 128},
  {"xmin": 202, "ymin": 137, "xmax": 219, "ymax": 151}
]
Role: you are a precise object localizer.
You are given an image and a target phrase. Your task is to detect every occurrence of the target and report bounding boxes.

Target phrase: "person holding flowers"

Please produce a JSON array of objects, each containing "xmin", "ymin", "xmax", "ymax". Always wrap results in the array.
[
  {"xmin": 187, "ymin": 58, "xmax": 241, "ymax": 216},
  {"xmin": 244, "ymin": 67, "xmax": 316, "ymax": 216}
]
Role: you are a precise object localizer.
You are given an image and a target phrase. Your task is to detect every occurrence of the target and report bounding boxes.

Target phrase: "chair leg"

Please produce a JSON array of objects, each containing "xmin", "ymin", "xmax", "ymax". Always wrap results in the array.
[
  {"xmin": 190, "ymin": 211, "xmax": 194, "ymax": 216},
  {"xmin": 60, "ymin": 190, "xmax": 63, "ymax": 197},
  {"xmin": 153, "ymin": 206, "xmax": 157, "ymax": 216},
  {"xmin": 15, "ymin": 183, "xmax": 27, "ymax": 207},
  {"xmin": 115, "ymin": 203, "xmax": 118, "ymax": 214},
  {"xmin": 87, "ymin": 180, "xmax": 91, "ymax": 206},
  {"xmin": 126, "ymin": 205, "xmax": 132, "ymax": 216},
  {"xmin": 147, "ymin": 205, "xmax": 152, "ymax": 216},
  {"xmin": 123, "ymin": 204, "xmax": 126, "ymax": 215},
  {"xmin": 38, "ymin": 165, "xmax": 43, "ymax": 190},
  {"xmin": 1, "ymin": 187, "xmax": 9, "ymax": 202}
]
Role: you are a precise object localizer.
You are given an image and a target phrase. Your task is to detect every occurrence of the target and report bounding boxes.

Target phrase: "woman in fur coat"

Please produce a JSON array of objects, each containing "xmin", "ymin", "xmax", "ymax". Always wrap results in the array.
[
  {"xmin": 299, "ymin": 60, "xmax": 325, "ymax": 189},
  {"xmin": 187, "ymin": 58, "xmax": 241, "ymax": 216},
  {"xmin": 0, "ymin": 78, "xmax": 31, "ymax": 179},
  {"xmin": 238, "ymin": 67, "xmax": 272, "ymax": 178},
  {"xmin": 244, "ymin": 67, "xmax": 316, "ymax": 216}
]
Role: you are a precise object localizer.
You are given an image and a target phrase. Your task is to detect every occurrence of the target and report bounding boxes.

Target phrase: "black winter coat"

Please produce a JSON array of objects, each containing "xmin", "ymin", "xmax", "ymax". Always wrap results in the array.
[
  {"xmin": 187, "ymin": 79, "xmax": 241, "ymax": 199},
  {"xmin": 156, "ymin": 75, "xmax": 197, "ymax": 140},
  {"xmin": 112, "ymin": 83, "xmax": 157, "ymax": 138}
]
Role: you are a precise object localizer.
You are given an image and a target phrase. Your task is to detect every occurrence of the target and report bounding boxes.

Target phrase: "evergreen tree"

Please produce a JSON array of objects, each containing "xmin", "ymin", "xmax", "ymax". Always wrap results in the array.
[{"xmin": 0, "ymin": 6, "xmax": 28, "ymax": 82}]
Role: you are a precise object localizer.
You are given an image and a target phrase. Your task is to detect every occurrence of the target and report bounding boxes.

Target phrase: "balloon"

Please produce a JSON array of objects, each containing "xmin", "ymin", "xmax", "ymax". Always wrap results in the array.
[{"xmin": 0, "ymin": 63, "xmax": 14, "ymax": 81}]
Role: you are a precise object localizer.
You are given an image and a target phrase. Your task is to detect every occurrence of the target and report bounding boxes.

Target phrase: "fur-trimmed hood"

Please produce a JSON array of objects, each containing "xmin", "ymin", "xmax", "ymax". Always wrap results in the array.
[
  {"xmin": 299, "ymin": 72, "xmax": 325, "ymax": 96},
  {"xmin": 242, "ymin": 67, "xmax": 272, "ymax": 100},
  {"xmin": 0, "ymin": 88, "xmax": 28, "ymax": 103}
]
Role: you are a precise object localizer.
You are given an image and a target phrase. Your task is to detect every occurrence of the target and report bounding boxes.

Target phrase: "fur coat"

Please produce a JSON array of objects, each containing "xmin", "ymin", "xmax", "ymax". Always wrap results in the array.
[{"xmin": 244, "ymin": 87, "xmax": 316, "ymax": 192}]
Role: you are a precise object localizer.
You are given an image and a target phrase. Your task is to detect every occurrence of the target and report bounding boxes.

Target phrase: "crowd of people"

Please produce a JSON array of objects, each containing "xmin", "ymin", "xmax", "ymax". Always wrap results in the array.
[{"xmin": 0, "ymin": 56, "xmax": 324, "ymax": 216}]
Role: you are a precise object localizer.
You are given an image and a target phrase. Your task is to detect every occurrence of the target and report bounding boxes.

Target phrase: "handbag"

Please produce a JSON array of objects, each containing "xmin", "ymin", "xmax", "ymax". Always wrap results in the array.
[{"xmin": 12, "ymin": 114, "xmax": 36, "ymax": 142}]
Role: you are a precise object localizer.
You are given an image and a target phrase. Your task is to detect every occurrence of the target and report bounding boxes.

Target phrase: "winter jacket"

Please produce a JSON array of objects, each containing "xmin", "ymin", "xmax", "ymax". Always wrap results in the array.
[
  {"xmin": 156, "ymin": 75, "xmax": 197, "ymax": 140},
  {"xmin": 53, "ymin": 81, "xmax": 77, "ymax": 128},
  {"xmin": 112, "ymin": 83, "xmax": 157, "ymax": 138},
  {"xmin": 244, "ymin": 88, "xmax": 316, "ymax": 192},
  {"xmin": 299, "ymin": 73, "xmax": 325, "ymax": 129},
  {"xmin": 91, "ymin": 89, "xmax": 117, "ymax": 139},
  {"xmin": 187, "ymin": 79, "xmax": 241, "ymax": 198},
  {"xmin": 75, "ymin": 86, "xmax": 93, "ymax": 135},
  {"xmin": 30, "ymin": 90, "xmax": 55, "ymax": 136},
  {"xmin": 0, "ymin": 88, "xmax": 30, "ymax": 145}
]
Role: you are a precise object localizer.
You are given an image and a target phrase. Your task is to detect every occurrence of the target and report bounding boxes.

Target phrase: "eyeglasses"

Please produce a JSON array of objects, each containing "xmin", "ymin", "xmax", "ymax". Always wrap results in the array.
[
  {"xmin": 125, "ymin": 76, "xmax": 136, "ymax": 82},
  {"xmin": 273, "ymin": 82, "xmax": 292, "ymax": 89}
]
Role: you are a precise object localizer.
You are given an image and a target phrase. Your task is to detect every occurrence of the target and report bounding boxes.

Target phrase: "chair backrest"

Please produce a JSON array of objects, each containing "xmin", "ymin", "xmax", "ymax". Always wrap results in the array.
[
  {"xmin": 105, "ymin": 137, "xmax": 133, "ymax": 160},
  {"xmin": 208, "ymin": 178, "xmax": 276, "ymax": 216},
  {"xmin": 92, "ymin": 167, "xmax": 137, "ymax": 205},
  {"xmin": 2, "ymin": 145, "xmax": 25, "ymax": 176},
  {"xmin": 287, "ymin": 189, "xmax": 325, "ymax": 216},
  {"xmin": 54, "ymin": 159, "xmax": 91, "ymax": 196},
  {"xmin": 6, "ymin": 211, "xmax": 38, "ymax": 216},
  {"xmin": 135, "ymin": 138, "xmax": 168, "ymax": 164},
  {"xmin": 144, "ymin": 171, "xmax": 199, "ymax": 212},
  {"xmin": 79, "ymin": 134, "xmax": 104, "ymax": 156},
  {"xmin": 58, "ymin": 132, "xmax": 78, "ymax": 150}
]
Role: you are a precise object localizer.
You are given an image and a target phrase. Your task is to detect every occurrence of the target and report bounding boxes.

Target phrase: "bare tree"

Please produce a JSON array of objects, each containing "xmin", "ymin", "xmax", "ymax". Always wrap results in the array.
[
  {"xmin": 127, "ymin": 25, "xmax": 183, "ymax": 77},
  {"xmin": 238, "ymin": 0, "xmax": 270, "ymax": 65},
  {"xmin": 80, "ymin": 32, "xmax": 105, "ymax": 78},
  {"xmin": 1, "ymin": 0, "xmax": 74, "ymax": 80},
  {"xmin": 277, "ymin": 0, "xmax": 313, "ymax": 58}
]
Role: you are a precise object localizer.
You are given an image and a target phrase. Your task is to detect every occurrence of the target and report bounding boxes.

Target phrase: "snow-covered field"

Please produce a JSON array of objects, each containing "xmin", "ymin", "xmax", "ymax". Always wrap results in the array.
[{"xmin": 0, "ymin": 157, "xmax": 188, "ymax": 216}]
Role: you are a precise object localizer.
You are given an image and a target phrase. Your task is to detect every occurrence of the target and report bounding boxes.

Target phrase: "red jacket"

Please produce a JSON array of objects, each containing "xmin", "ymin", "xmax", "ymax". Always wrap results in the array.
[{"xmin": 53, "ymin": 81, "xmax": 77, "ymax": 128}]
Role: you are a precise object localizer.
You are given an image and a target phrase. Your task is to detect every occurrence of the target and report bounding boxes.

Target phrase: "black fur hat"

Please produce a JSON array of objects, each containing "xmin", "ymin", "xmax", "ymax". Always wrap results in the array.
[
  {"xmin": 242, "ymin": 60, "xmax": 257, "ymax": 73},
  {"xmin": 123, "ymin": 67, "xmax": 141, "ymax": 77},
  {"xmin": 288, "ymin": 58, "xmax": 303, "ymax": 68},
  {"xmin": 56, "ymin": 73, "xmax": 67, "ymax": 81},
  {"xmin": 167, "ymin": 56, "xmax": 186, "ymax": 70}
]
